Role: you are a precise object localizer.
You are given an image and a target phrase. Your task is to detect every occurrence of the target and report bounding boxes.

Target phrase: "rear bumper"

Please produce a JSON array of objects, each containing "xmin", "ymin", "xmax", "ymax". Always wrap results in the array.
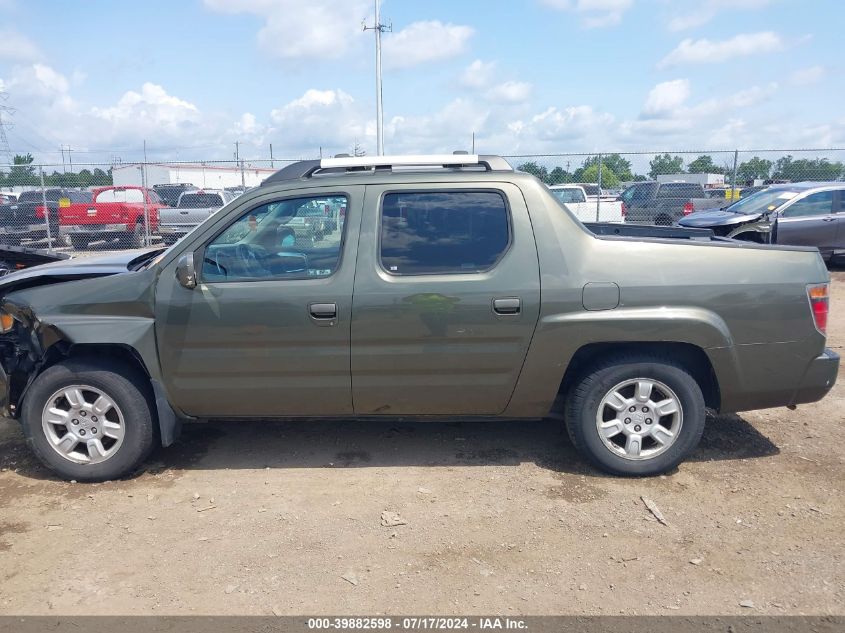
[
  {"xmin": 0, "ymin": 223, "xmax": 52, "ymax": 236},
  {"xmin": 791, "ymin": 348, "xmax": 840, "ymax": 406},
  {"xmin": 158, "ymin": 225, "xmax": 192, "ymax": 235},
  {"xmin": 61, "ymin": 223, "xmax": 129, "ymax": 234}
]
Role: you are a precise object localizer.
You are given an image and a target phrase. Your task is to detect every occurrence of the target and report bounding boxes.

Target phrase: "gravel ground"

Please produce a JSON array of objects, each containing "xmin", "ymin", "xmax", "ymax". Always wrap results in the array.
[{"xmin": 0, "ymin": 269, "xmax": 842, "ymax": 616}]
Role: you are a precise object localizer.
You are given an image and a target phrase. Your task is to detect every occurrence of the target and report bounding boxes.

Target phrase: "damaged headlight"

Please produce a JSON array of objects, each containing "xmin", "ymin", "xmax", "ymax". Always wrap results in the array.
[{"xmin": 0, "ymin": 311, "xmax": 14, "ymax": 333}]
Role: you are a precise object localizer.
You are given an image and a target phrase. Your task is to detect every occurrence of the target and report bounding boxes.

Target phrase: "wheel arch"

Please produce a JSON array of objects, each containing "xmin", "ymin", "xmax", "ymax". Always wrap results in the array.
[
  {"xmin": 556, "ymin": 341, "xmax": 722, "ymax": 413},
  {"xmin": 18, "ymin": 342, "xmax": 181, "ymax": 447}
]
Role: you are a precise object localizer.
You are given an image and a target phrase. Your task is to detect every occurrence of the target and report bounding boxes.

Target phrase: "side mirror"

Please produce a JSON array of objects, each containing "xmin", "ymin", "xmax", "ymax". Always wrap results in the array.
[{"xmin": 175, "ymin": 253, "xmax": 197, "ymax": 289}]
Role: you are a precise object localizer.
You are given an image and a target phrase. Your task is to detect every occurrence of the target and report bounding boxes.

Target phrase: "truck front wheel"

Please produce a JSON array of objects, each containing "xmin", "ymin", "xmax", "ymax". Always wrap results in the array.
[
  {"xmin": 21, "ymin": 359, "xmax": 156, "ymax": 482},
  {"xmin": 565, "ymin": 355, "xmax": 706, "ymax": 476}
]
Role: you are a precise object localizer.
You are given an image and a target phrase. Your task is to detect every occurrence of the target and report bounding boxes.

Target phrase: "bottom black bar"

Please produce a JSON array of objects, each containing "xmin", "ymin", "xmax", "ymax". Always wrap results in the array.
[{"xmin": 0, "ymin": 616, "xmax": 841, "ymax": 633}]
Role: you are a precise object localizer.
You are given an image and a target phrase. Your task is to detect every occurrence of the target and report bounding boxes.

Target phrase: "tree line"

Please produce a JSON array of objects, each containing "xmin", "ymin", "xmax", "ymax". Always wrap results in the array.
[
  {"xmin": 518, "ymin": 153, "xmax": 845, "ymax": 187},
  {"xmin": 0, "ymin": 153, "xmax": 113, "ymax": 188}
]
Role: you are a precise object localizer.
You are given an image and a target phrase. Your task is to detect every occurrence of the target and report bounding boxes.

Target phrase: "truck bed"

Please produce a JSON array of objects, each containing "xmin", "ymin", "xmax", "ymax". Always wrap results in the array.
[{"xmin": 584, "ymin": 222, "xmax": 718, "ymax": 240}]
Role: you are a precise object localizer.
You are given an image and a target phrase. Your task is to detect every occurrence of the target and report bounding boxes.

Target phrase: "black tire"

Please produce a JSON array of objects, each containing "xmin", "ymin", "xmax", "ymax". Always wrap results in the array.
[
  {"xmin": 69, "ymin": 235, "xmax": 89, "ymax": 250},
  {"xmin": 20, "ymin": 359, "xmax": 156, "ymax": 482},
  {"xmin": 129, "ymin": 223, "xmax": 145, "ymax": 248},
  {"xmin": 564, "ymin": 354, "xmax": 706, "ymax": 476}
]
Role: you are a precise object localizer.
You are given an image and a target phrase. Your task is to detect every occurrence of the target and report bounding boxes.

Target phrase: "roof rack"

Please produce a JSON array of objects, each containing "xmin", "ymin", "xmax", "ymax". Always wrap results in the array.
[{"xmin": 261, "ymin": 154, "xmax": 513, "ymax": 186}]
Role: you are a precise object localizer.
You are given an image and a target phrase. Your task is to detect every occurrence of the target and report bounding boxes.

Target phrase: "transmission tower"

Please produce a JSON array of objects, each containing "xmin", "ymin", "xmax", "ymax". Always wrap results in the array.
[{"xmin": 0, "ymin": 89, "xmax": 14, "ymax": 163}]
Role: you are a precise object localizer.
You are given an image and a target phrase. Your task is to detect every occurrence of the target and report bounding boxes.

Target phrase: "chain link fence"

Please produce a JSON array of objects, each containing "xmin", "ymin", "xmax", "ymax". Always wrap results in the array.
[{"xmin": 0, "ymin": 150, "xmax": 843, "ymax": 251}]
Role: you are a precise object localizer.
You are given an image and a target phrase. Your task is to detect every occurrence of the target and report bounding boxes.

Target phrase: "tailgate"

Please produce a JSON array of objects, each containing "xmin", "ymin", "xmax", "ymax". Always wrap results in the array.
[{"xmin": 161, "ymin": 206, "xmax": 216, "ymax": 226}]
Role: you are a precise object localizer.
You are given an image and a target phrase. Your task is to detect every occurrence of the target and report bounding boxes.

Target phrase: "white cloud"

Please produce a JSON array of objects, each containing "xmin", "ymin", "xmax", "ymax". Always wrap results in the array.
[
  {"xmin": 386, "ymin": 98, "xmax": 489, "ymax": 154},
  {"xmin": 461, "ymin": 59, "xmax": 497, "ymax": 89},
  {"xmin": 0, "ymin": 29, "xmax": 40, "ymax": 62},
  {"xmin": 485, "ymin": 81, "xmax": 533, "ymax": 104},
  {"xmin": 383, "ymin": 21, "xmax": 474, "ymax": 69},
  {"xmin": 666, "ymin": 0, "xmax": 772, "ymax": 31},
  {"xmin": 622, "ymin": 79, "xmax": 778, "ymax": 145},
  {"xmin": 642, "ymin": 79, "xmax": 691, "ymax": 117},
  {"xmin": 203, "ymin": 0, "xmax": 368, "ymax": 60},
  {"xmin": 541, "ymin": 0, "xmax": 633, "ymax": 28},
  {"xmin": 269, "ymin": 88, "xmax": 369, "ymax": 154},
  {"xmin": 788, "ymin": 65, "xmax": 825, "ymax": 86},
  {"xmin": 93, "ymin": 83, "xmax": 200, "ymax": 130},
  {"xmin": 659, "ymin": 32, "xmax": 783, "ymax": 68}
]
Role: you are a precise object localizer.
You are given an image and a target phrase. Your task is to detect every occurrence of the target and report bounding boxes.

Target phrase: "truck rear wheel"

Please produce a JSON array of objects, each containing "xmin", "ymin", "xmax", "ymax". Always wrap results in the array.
[
  {"xmin": 21, "ymin": 359, "xmax": 156, "ymax": 482},
  {"xmin": 564, "ymin": 355, "xmax": 705, "ymax": 476},
  {"xmin": 69, "ymin": 235, "xmax": 89, "ymax": 250}
]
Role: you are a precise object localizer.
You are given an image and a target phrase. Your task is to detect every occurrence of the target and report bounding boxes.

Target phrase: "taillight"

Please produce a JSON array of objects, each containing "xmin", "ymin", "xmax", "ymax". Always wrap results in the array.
[
  {"xmin": 683, "ymin": 202, "xmax": 694, "ymax": 216},
  {"xmin": 807, "ymin": 283, "xmax": 829, "ymax": 335},
  {"xmin": 35, "ymin": 205, "xmax": 46, "ymax": 219},
  {"xmin": 620, "ymin": 202, "xmax": 627, "ymax": 218}
]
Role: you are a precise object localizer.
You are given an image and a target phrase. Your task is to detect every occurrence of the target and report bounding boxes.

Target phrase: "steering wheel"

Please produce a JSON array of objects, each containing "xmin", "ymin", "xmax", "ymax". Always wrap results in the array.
[{"xmin": 236, "ymin": 243, "xmax": 270, "ymax": 276}]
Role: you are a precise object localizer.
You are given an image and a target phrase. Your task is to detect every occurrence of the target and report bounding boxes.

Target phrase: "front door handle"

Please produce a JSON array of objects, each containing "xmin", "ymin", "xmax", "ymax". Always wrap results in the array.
[
  {"xmin": 309, "ymin": 303, "xmax": 337, "ymax": 319},
  {"xmin": 493, "ymin": 297, "xmax": 521, "ymax": 315}
]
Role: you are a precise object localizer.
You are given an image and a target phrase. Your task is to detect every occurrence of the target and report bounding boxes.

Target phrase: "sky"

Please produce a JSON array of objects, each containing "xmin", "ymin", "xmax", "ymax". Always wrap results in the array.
[{"xmin": 0, "ymin": 0, "xmax": 843, "ymax": 167}]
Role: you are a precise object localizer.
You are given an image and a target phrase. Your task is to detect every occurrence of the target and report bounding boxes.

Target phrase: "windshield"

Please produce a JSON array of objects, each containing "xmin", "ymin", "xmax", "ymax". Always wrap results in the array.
[{"xmin": 725, "ymin": 188, "xmax": 801, "ymax": 214}]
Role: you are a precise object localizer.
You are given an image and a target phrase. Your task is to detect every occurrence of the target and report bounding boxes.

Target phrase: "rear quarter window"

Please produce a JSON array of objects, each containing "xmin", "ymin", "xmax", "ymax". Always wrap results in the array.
[{"xmin": 380, "ymin": 190, "xmax": 510, "ymax": 275}]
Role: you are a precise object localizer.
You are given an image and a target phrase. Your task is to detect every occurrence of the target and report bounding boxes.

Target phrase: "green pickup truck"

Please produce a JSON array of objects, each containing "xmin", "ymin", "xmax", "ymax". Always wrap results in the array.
[{"xmin": 0, "ymin": 154, "xmax": 838, "ymax": 481}]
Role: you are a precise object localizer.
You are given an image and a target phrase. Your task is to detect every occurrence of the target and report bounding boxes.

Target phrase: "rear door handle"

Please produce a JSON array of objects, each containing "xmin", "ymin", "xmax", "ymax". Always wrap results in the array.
[
  {"xmin": 493, "ymin": 297, "xmax": 521, "ymax": 315},
  {"xmin": 309, "ymin": 303, "xmax": 337, "ymax": 319}
]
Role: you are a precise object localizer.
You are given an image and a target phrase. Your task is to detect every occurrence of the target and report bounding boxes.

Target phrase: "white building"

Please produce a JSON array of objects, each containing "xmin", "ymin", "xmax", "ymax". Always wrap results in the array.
[{"xmin": 112, "ymin": 162, "xmax": 279, "ymax": 189}]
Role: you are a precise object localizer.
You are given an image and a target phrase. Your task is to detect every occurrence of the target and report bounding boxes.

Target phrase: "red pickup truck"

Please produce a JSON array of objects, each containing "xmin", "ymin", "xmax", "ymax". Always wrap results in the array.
[{"xmin": 60, "ymin": 186, "xmax": 164, "ymax": 249}]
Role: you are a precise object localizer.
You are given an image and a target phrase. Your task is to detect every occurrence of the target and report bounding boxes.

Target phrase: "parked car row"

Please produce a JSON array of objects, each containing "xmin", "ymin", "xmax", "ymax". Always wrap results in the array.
[
  {"xmin": 679, "ymin": 182, "xmax": 845, "ymax": 262},
  {"xmin": 0, "ymin": 185, "xmax": 256, "ymax": 250}
]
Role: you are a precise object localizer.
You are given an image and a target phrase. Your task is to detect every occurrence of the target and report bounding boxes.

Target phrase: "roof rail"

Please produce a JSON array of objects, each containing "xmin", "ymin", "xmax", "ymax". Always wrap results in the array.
[{"xmin": 261, "ymin": 154, "xmax": 512, "ymax": 185}]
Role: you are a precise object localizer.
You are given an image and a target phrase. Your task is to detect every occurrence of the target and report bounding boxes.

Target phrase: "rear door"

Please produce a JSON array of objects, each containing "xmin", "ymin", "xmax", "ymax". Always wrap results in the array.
[
  {"xmin": 776, "ymin": 190, "xmax": 837, "ymax": 256},
  {"xmin": 350, "ymin": 182, "xmax": 541, "ymax": 416}
]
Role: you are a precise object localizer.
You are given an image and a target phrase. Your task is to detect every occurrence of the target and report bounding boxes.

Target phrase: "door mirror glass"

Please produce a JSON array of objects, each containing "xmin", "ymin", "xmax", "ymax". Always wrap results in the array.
[{"xmin": 175, "ymin": 253, "xmax": 197, "ymax": 289}]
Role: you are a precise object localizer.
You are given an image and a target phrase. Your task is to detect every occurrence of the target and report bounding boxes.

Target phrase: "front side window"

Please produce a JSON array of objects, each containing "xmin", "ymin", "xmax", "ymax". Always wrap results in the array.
[
  {"xmin": 201, "ymin": 194, "xmax": 347, "ymax": 282},
  {"xmin": 380, "ymin": 190, "xmax": 510, "ymax": 275},
  {"xmin": 781, "ymin": 191, "xmax": 834, "ymax": 218}
]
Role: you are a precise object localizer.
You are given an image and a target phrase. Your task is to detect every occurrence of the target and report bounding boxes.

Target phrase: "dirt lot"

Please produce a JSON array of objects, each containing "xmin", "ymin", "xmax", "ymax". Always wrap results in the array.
[{"xmin": 0, "ymin": 270, "xmax": 843, "ymax": 616}]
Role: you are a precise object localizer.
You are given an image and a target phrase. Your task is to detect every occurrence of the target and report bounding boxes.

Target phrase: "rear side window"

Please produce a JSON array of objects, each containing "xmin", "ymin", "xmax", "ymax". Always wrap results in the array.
[
  {"xmin": 380, "ymin": 190, "xmax": 510, "ymax": 275},
  {"xmin": 621, "ymin": 183, "xmax": 656, "ymax": 205},
  {"xmin": 95, "ymin": 188, "xmax": 144, "ymax": 203},
  {"xmin": 179, "ymin": 193, "xmax": 225, "ymax": 208},
  {"xmin": 551, "ymin": 188, "xmax": 586, "ymax": 203},
  {"xmin": 657, "ymin": 183, "xmax": 702, "ymax": 198}
]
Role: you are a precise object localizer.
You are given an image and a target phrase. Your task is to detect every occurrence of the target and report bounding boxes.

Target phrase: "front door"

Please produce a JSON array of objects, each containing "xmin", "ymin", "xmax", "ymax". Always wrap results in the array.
[
  {"xmin": 350, "ymin": 183, "xmax": 541, "ymax": 416},
  {"xmin": 776, "ymin": 190, "xmax": 838, "ymax": 256},
  {"xmin": 154, "ymin": 187, "xmax": 362, "ymax": 418}
]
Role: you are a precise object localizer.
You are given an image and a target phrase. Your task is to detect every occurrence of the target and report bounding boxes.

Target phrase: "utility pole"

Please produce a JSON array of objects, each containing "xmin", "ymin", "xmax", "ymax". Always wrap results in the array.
[
  {"xmin": 67, "ymin": 145, "xmax": 73, "ymax": 173},
  {"xmin": 234, "ymin": 141, "xmax": 240, "ymax": 163},
  {"xmin": 269, "ymin": 143, "xmax": 274, "ymax": 168},
  {"xmin": 0, "ymin": 89, "xmax": 13, "ymax": 163},
  {"xmin": 142, "ymin": 139, "xmax": 150, "ymax": 247},
  {"xmin": 363, "ymin": 0, "xmax": 391, "ymax": 155},
  {"xmin": 730, "ymin": 149, "xmax": 739, "ymax": 201},
  {"xmin": 596, "ymin": 153, "xmax": 603, "ymax": 222},
  {"xmin": 60, "ymin": 145, "xmax": 66, "ymax": 173},
  {"xmin": 471, "ymin": 132, "xmax": 475, "ymax": 154}
]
